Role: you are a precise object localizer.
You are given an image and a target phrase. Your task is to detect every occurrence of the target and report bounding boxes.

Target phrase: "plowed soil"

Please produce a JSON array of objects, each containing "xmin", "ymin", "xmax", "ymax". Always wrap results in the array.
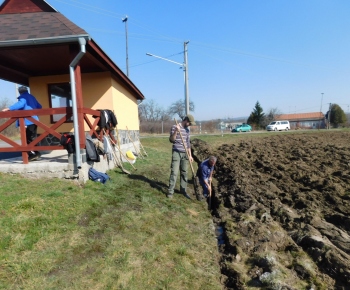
[{"xmin": 191, "ymin": 131, "xmax": 350, "ymax": 290}]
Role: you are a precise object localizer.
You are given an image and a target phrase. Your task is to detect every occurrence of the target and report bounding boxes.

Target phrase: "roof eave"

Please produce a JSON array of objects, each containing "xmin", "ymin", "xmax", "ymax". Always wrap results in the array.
[
  {"xmin": 42, "ymin": 0, "xmax": 58, "ymax": 12},
  {"xmin": 0, "ymin": 34, "xmax": 91, "ymax": 47}
]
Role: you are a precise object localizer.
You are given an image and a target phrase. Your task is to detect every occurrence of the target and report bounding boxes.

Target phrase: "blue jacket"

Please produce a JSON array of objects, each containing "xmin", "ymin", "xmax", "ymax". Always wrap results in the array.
[
  {"xmin": 9, "ymin": 92, "xmax": 42, "ymax": 127},
  {"xmin": 198, "ymin": 159, "xmax": 214, "ymax": 181}
]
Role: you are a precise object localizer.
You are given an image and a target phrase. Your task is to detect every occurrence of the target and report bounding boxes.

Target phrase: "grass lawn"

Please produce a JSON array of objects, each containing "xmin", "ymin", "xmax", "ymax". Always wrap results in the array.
[{"xmin": 0, "ymin": 135, "xmax": 223, "ymax": 290}]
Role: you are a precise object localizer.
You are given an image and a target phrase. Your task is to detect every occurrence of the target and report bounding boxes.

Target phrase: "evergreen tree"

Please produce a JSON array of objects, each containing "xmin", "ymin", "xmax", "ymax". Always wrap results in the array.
[
  {"xmin": 328, "ymin": 104, "xmax": 347, "ymax": 128},
  {"xmin": 247, "ymin": 101, "xmax": 265, "ymax": 129}
]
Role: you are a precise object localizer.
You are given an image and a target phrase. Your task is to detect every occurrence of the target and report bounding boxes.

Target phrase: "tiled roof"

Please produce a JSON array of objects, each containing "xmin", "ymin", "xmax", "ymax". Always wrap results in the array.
[
  {"xmin": 276, "ymin": 112, "xmax": 324, "ymax": 121},
  {"xmin": 0, "ymin": 0, "xmax": 145, "ymax": 100},
  {"xmin": 0, "ymin": 12, "xmax": 88, "ymax": 42}
]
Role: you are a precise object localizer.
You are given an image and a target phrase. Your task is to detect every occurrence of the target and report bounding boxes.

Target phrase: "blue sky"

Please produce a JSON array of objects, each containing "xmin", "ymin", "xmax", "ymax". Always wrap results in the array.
[{"xmin": 1, "ymin": 0, "xmax": 350, "ymax": 121}]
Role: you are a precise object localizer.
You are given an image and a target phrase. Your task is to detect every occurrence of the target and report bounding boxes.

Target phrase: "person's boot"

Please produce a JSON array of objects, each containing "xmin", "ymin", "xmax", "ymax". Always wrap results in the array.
[{"xmin": 28, "ymin": 153, "xmax": 38, "ymax": 161}]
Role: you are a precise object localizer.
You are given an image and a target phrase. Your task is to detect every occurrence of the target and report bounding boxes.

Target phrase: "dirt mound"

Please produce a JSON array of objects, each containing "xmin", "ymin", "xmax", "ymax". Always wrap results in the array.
[{"xmin": 191, "ymin": 132, "xmax": 350, "ymax": 290}]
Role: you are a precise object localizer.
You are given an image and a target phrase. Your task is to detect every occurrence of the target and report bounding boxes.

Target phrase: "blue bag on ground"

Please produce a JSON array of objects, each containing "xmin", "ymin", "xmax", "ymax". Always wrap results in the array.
[{"xmin": 88, "ymin": 168, "xmax": 110, "ymax": 184}]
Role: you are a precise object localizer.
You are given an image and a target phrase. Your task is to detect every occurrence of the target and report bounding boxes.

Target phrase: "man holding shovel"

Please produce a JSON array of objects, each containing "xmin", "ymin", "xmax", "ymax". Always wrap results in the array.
[
  {"xmin": 167, "ymin": 114, "xmax": 196, "ymax": 199},
  {"xmin": 197, "ymin": 156, "xmax": 217, "ymax": 200}
]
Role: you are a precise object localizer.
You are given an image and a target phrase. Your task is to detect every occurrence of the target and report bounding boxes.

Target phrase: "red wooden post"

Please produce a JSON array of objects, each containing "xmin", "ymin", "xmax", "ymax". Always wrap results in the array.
[
  {"xmin": 74, "ymin": 63, "xmax": 85, "ymax": 151},
  {"xmin": 19, "ymin": 117, "xmax": 28, "ymax": 164}
]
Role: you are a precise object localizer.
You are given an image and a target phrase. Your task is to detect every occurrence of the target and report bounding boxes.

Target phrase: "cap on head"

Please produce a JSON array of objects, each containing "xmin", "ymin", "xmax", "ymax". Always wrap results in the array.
[
  {"xmin": 18, "ymin": 86, "xmax": 28, "ymax": 93},
  {"xmin": 184, "ymin": 114, "xmax": 196, "ymax": 126}
]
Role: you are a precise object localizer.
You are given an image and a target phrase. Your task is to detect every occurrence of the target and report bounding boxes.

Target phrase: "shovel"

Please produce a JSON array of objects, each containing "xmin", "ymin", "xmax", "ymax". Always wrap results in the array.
[
  {"xmin": 115, "ymin": 126, "xmax": 137, "ymax": 171},
  {"xmin": 135, "ymin": 134, "xmax": 148, "ymax": 156},
  {"xmin": 174, "ymin": 119, "xmax": 201, "ymax": 200},
  {"xmin": 103, "ymin": 129, "xmax": 131, "ymax": 175},
  {"xmin": 208, "ymin": 179, "xmax": 212, "ymax": 210},
  {"xmin": 126, "ymin": 126, "xmax": 144, "ymax": 159}
]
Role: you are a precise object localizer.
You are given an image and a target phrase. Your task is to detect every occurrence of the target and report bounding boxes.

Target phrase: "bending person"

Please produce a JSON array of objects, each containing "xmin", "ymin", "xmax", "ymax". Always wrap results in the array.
[{"xmin": 197, "ymin": 156, "xmax": 217, "ymax": 199}]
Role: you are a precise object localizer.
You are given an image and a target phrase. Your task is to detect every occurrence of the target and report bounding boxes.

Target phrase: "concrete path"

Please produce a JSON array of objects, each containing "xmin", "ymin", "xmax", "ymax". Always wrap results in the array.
[
  {"xmin": 0, "ymin": 149, "xmax": 73, "ymax": 179},
  {"xmin": 0, "ymin": 140, "xmax": 136, "ymax": 182},
  {"xmin": 0, "ymin": 137, "xmax": 73, "ymax": 179}
]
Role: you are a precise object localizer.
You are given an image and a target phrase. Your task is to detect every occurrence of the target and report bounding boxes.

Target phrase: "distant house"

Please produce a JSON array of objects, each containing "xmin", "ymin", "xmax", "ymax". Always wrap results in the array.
[{"xmin": 275, "ymin": 112, "xmax": 326, "ymax": 129}]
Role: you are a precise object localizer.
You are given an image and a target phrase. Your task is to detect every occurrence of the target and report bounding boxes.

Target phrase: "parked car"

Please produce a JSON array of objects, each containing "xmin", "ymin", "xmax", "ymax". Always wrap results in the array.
[
  {"xmin": 232, "ymin": 124, "xmax": 252, "ymax": 132},
  {"xmin": 266, "ymin": 120, "xmax": 290, "ymax": 131}
]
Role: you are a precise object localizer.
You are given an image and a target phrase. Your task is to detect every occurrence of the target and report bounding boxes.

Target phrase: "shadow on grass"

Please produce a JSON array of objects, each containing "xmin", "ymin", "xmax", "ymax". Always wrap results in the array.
[
  {"xmin": 128, "ymin": 174, "xmax": 192, "ymax": 198},
  {"xmin": 128, "ymin": 174, "xmax": 168, "ymax": 196}
]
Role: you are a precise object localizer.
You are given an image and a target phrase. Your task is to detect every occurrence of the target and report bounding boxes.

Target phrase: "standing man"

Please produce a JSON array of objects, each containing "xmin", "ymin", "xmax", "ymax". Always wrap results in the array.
[
  {"xmin": 168, "ymin": 114, "xmax": 196, "ymax": 199},
  {"xmin": 2, "ymin": 86, "xmax": 42, "ymax": 161},
  {"xmin": 197, "ymin": 156, "xmax": 217, "ymax": 199}
]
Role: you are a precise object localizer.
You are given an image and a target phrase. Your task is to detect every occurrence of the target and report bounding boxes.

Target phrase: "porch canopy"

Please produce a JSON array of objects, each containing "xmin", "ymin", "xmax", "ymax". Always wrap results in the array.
[{"xmin": 0, "ymin": 0, "xmax": 144, "ymax": 166}]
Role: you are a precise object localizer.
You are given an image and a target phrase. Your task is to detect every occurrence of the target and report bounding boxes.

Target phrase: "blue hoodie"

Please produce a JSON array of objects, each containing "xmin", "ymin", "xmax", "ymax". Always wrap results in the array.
[
  {"xmin": 9, "ymin": 92, "xmax": 42, "ymax": 127},
  {"xmin": 198, "ymin": 158, "xmax": 214, "ymax": 181}
]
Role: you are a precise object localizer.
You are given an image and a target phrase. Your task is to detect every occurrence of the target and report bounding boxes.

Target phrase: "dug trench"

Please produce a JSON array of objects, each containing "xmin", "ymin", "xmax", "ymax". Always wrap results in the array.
[{"xmin": 191, "ymin": 131, "xmax": 350, "ymax": 290}]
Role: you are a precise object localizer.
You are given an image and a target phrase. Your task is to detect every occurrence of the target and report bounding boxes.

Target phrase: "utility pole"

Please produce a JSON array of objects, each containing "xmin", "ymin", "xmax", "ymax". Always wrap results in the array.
[
  {"xmin": 328, "ymin": 103, "xmax": 332, "ymax": 129},
  {"xmin": 122, "ymin": 15, "xmax": 129, "ymax": 77},
  {"xmin": 319, "ymin": 93, "xmax": 324, "ymax": 130},
  {"xmin": 184, "ymin": 41, "xmax": 190, "ymax": 116}
]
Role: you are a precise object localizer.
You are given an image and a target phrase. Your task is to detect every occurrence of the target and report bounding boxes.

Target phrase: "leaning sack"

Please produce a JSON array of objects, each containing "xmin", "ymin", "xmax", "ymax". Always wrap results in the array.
[
  {"xmin": 88, "ymin": 168, "xmax": 110, "ymax": 184},
  {"xmin": 86, "ymin": 135, "xmax": 100, "ymax": 162}
]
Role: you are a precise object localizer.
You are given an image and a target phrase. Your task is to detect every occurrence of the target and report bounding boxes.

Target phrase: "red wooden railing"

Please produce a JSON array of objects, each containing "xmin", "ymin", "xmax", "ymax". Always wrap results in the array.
[{"xmin": 0, "ymin": 107, "xmax": 101, "ymax": 164}]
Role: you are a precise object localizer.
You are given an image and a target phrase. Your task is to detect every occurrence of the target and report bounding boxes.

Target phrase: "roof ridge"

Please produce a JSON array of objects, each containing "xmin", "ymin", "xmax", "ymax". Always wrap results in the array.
[{"xmin": 0, "ymin": 0, "xmax": 56, "ymax": 14}]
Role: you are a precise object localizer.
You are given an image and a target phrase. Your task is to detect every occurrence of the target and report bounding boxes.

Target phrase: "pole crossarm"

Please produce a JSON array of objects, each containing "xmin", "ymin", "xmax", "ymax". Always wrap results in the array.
[
  {"xmin": 146, "ymin": 41, "xmax": 190, "ymax": 115},
  {"xmin": 146, "ymin": 53, "xmax": 184, "ymax": 67}
]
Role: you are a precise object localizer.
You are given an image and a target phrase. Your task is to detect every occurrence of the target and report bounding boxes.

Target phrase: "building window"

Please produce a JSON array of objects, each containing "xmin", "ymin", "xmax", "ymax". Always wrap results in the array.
[{"xmin": 48, "ymin": 83, "xmax": 73, "ymax": 123}]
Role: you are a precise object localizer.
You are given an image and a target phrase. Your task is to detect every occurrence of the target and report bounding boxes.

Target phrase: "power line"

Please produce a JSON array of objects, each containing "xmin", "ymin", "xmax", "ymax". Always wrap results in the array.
[
  {"xmin": 190, "ymin": 41, "xmax": 330, "ymax": 69},
  {"xmin": 51, "ymin": 0, "xmax": 183, "ymax": 44},
  {"xmin": 51, "ymin": 0, "xmax": 343, "ymax": 71},
  {"xmin": 51, "ymin": 0, "xmax": 124, "ymax": 18}
]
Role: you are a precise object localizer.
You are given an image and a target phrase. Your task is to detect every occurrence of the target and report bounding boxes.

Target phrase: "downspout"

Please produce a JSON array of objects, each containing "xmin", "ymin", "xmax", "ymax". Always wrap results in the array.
[{"xmin": 69, "ymin": 37, "xmax": 86, "ymax": 169}]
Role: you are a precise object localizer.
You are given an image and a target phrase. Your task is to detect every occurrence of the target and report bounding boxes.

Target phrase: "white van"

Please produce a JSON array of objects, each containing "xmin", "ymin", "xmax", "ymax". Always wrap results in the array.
[{"xmin": 266, "ymin": 120, "xmax": 290, "ymax": 131}]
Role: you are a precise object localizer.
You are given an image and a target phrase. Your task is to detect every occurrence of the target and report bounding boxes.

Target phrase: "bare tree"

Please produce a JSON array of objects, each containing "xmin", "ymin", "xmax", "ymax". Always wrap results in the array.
[
  {"xmin": 138, "ymin": 99, "xmax": 172, "ymax": 134},
  {"xmin": 139, "ymin": 99, "xmax": 168, "ymax": 122},
  {"xmin": 0, "ymin": 98, "xmax": 17, "ymax": 137},
  {"xmin": 264, "ymin": 107, "xmax": 282, "ymax": 126},
  {"xmin": 167, "ymin": 99, "xmax": 195, "ymax": 119},
  {"xmin": 0, "ymin": 98, "xmax": 9, "ymax": 110},
  {"xmin": 201, "ymin": 120, "xmax": 216, "ymax": 133}
]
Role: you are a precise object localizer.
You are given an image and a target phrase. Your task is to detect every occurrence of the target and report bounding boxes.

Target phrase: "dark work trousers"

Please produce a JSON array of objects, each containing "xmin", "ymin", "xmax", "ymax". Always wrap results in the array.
[
  {"xmin": 26, "ymin": 124, "xmax": 39, "ymax": 156},
  {"xmin": 168, "ymin": 151, "xmax": 189, "ymax": 195}
]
